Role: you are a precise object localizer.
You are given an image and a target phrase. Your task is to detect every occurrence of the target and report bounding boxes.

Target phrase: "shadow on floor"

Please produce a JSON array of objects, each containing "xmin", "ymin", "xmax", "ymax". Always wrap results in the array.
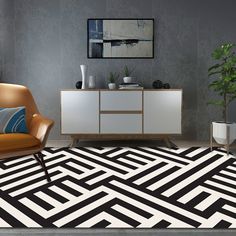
[{"xmin": 75, "ymin": 139, "xmax": 168, "ymax": 148}]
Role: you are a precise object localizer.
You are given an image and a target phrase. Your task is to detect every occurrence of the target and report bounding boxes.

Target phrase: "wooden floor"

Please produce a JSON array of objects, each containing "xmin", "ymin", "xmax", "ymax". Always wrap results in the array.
[
  {"xmin": 0, "ymin": 229, "xmax": 235, "ymax": 236},
  {"xmin": 46, "ymin": 139, "xmax": 209, "ymax": 148}
]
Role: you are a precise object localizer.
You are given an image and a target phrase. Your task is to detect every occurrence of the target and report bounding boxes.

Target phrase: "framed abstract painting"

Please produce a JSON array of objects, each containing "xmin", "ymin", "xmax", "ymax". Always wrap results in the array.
[{"xmin": 87, "ymin": 19, "xmax": 154, "ymax": 59}]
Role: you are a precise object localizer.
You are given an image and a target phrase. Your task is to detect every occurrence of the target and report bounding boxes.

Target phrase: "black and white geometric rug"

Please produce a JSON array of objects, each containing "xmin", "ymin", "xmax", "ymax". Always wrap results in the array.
[{"xmin": 0, "ymin": 147, "xmax": 236, "ymax": 228}]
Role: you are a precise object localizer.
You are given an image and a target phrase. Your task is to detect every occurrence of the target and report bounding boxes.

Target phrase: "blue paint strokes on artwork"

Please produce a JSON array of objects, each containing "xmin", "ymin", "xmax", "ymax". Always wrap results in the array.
[
  {"xmin": 89, "ymin": 19, "xmax": 104, "ymax": 57},
  {"xmin": 89, "ymin": 20, "xmax": 103, "ymax": 39}
]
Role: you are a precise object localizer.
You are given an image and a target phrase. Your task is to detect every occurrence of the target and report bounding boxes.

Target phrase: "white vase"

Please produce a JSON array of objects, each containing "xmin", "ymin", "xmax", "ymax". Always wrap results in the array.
[
  {"xmin": 88, "ymin": 75, "xmax": 96, "ymax": 89},
  {"xmin": 212, "ymin": 121, "xmax": 236, "ymax": 145},
  {"xmin": 80, "ymin": 65, "xmax": 87, "ymax": 89}
]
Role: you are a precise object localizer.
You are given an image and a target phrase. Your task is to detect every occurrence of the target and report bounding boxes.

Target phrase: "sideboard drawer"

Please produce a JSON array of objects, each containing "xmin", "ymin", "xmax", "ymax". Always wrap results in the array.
[
  {"xmin": 100, "ymin": 114, "xmax": 142, "ymax": 133},
  {"xmin": 100, "ymin": 91, "xmax": 142, "ymax": 111}
]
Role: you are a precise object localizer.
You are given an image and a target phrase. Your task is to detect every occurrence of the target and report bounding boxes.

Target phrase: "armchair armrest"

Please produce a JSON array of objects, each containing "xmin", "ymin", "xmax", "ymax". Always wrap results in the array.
[{"xmin": 29, "ymin": 114, "xmax": 54, "ymax": 147}]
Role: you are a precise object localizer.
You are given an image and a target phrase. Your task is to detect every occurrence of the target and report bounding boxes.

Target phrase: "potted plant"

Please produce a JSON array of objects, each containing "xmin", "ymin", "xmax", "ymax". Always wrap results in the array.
[
  {"xmin": 208, "ymin": 43, "xmax": 236, "ymax": 145},
  {"xmin": 108, "ymin": 72, "xmax": 119, "ymax": 89},
  {"xmin": 123, "ymin": 65, "xmax": 135, "ymax": 83}
]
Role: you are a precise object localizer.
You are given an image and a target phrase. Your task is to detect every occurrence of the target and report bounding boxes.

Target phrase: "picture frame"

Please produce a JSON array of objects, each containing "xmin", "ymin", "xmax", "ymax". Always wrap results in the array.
[{"xmin": 87, "ymin": 18, "xmax": 154, "ymax": 59}]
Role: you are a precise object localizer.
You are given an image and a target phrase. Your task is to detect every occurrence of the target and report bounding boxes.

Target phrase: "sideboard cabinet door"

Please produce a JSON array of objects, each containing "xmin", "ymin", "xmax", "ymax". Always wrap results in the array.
[
  {"xmin": 61, "ymin": 91, "xmax": 99, "ymax": 134},
  {"xmin": 144, "ymin": 91, "xmax": 182, "ymax": 134}
]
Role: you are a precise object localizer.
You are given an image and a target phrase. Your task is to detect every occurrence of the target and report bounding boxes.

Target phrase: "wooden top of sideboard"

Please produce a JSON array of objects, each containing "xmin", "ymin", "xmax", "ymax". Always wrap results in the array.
[{"xmin": 61, "ymin": 89, "xmax": 183, "ymax": 91}]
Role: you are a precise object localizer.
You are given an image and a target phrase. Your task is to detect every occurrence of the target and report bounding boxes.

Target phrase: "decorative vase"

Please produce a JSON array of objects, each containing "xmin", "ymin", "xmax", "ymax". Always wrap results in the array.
[
  {"xmin": 108, "ymin": 83, "xmax": 116, "ymax": 89},
  {"xmin": 80, "ymin": 65, "xmax": 87, "ymax": 89},
  {"xmin": 152, "ymin": 80, "xmax": 163, "ymax": 89},
  {"xmin": 163, "ymin": 83, "xmax": 170, "ymax": 89},
  {"xmin": 88, "ymin": 75, "xmax": 96, "ymax": 89},
  {"xmin": 75, "ymin": 81, "xmax": 82, "ymax": 89}
]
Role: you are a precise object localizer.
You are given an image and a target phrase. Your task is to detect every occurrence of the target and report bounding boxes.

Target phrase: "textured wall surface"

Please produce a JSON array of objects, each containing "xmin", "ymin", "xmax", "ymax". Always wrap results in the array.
[
  {"xmin": 2, "ymin": 0, "xmax": 236, "ymax": 141},
  {"xmin": 0, "ymin": 0, "xmax": 14, "ymax": 83}
]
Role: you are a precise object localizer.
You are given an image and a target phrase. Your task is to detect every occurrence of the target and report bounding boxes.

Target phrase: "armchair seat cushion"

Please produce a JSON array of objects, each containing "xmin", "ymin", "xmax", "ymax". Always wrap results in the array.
[{"xmin": 0, "ymin": 133, "xmax": 41, "ymax": 152}]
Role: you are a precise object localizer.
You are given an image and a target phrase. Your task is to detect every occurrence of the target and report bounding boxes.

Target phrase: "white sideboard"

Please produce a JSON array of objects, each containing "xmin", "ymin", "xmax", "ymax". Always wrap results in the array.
[{"xmin": 61, "ymin": 89, "xmax": 182, "ymax": 145}]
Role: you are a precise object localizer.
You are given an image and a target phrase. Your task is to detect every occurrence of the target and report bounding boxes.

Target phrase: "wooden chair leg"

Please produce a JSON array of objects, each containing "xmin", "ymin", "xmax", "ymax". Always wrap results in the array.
[{"xmin": 34, "ymin": 152, "xmax": 51, "ymax": 182}]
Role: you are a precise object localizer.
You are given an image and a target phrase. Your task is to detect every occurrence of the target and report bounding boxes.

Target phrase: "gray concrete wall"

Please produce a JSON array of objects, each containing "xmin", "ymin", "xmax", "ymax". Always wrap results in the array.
[
  {"xmin": 0, "ymin": 0, "xmax": 14, "ymax": 83},
  {"xmin": 2, "ymin": 0, "xmax": 236, "ymax": 141}
]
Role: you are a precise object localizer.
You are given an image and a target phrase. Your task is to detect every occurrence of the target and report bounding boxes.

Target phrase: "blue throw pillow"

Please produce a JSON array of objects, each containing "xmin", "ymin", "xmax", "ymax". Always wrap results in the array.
[{"xmin": 0, "ymin": 107, "xmax": 28, "ymax": 134}]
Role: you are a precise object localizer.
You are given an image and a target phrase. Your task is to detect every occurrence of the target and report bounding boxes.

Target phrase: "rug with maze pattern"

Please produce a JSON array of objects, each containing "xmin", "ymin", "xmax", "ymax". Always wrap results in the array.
[{"xmin": 0, "ymin": 146, "xmax": 236, "ymax": 228}]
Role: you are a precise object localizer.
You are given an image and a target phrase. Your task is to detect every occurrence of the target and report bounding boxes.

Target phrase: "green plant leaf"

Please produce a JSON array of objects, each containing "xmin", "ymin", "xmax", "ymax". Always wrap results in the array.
[
  {"xmin": 208, "ymin": 63, "xmax": 222, "ymax": 72},
  {"xmin": 208, "ymin": 70, "xmax": 222, "ymax": 77},
  {"xmin": 206, "ymin": 43, "xmax": 236, "ymax": 122},
  {"xmin": 108, "ymin": 71, "xmax": 119, "ymax": 83},
  {"xmin": 124, "ymin": 65, "xmax": 135, "ymax": 77},
  {"xmin": 207, "ymin": 100, "xmax": 224, "ymax": 106},
  {"xmin": 212, "ymin": 48, "xmax": 223, "ymax": 60}
]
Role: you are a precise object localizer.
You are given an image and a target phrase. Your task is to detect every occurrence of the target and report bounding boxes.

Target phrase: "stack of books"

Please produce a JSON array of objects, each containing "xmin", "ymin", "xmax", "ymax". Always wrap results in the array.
[{"xmin": 119, "ymin": 83, "xmax": 144, "ymax": 89}]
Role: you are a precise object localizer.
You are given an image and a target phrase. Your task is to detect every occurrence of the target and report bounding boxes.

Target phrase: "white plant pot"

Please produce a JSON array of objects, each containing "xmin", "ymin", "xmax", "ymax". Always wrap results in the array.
[
  {"xmin": 212, "ymin": 121, "xmax": 236, "ymax": 145},
  {"xmin": 108, "ymin": 83, "xmax": 116, "ymax": 89},
  {"xmin": 123, "ymin": 77, "xmax": 132, "ymax": 83}
]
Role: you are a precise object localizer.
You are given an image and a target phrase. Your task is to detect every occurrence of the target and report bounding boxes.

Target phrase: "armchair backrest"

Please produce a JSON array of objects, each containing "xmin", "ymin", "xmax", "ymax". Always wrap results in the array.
[{"xmin": 0, "ymin": 83, "xmax": 39, "ymax": 128}]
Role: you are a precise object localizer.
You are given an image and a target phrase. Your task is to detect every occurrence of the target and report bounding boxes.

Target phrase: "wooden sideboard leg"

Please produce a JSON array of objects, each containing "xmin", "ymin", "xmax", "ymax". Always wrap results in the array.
[
  {"xmin": 169, "ymin": 139, "xmax": 178, "ymax": 149},
  {"xmin": 163, "ymin": 136, "xmax": 178, "ymax": 149},
  {"xmin": 70, "ymin": 137, "xmax": 78, "ymax": 148},
  {"xmin": 164, "ymin": 137, "xmax": 172, "ymax": 148}
]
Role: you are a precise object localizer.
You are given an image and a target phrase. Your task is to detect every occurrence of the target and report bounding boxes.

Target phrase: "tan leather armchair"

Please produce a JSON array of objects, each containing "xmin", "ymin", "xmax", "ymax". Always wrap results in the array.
[{"xmin": 0, "ymin": 83, "xmax": 54, "ymax": 182}]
